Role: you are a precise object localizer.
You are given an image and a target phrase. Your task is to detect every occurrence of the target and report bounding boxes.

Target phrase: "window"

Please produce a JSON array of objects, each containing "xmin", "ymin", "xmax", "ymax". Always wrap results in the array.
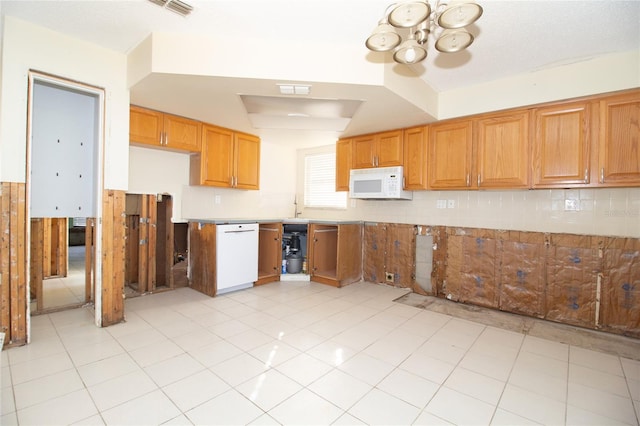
[{"xmin": 304, "ymin": 152, "xmax": 347, "ymax": 209}]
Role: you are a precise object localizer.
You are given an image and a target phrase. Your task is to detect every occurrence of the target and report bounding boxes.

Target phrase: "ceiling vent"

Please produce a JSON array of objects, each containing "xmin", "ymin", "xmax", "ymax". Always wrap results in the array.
[{"xmin": 148, "ymin": 0, "xmax": 193, "ymax": 17}]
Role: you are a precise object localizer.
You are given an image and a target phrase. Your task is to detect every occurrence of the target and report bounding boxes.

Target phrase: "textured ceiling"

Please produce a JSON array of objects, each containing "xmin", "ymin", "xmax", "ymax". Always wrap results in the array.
[{"xmin": 1, "ymin": 0, "xmax": 639, "ymax": 145}]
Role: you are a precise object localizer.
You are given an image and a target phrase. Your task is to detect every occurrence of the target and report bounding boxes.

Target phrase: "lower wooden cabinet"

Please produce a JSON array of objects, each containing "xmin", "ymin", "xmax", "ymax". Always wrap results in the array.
[
  {"xmin": 308, "ymin": 223, "xmax": 362, "ymax": 287},
  {"xmin": 256, "ymin": 223, "xmax": 282, "ymax": 285}
]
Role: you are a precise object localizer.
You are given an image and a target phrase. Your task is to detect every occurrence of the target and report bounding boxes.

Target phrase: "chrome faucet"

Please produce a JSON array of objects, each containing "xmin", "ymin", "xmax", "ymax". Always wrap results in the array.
[{"xmin": 294, "ymin": 195, "xmax": 301, "ymax": 218}]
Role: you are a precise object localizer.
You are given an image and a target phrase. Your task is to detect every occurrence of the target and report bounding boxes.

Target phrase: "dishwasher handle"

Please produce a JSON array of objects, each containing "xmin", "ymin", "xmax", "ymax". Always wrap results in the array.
[{"xmin": 224, "ymin": 229, "xmax": 256, "ymax": 234}]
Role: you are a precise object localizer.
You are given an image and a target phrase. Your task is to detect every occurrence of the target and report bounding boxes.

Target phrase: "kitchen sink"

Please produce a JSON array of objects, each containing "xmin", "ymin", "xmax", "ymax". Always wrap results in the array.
[{"xmin": 283, "ymin": 218, "xmax": 309, "ymax": 224}]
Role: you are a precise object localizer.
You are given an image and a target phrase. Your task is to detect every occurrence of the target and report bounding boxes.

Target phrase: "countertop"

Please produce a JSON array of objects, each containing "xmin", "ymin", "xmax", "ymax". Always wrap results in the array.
[{"xmin": 187, "ymin": 218, "xmax": 362, "ymax": 225}]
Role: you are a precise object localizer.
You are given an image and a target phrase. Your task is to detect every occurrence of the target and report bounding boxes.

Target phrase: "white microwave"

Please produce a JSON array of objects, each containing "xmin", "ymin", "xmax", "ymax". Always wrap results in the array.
[{"xmin": 349, "ymin": 166, "xmax": 412, "ymax": 200}]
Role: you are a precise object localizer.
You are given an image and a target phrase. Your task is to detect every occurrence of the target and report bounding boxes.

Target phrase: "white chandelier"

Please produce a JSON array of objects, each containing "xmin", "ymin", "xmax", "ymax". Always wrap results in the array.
[{"xmin": 365, "ymin": 0, "xmax": 483, "ymax": 64}]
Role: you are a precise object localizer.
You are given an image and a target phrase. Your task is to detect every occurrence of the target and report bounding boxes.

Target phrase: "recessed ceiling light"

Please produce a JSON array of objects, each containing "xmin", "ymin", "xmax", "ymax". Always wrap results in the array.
[{"xmin": 277, "ymin": 84, "xmax": 311, "ymax": 96}]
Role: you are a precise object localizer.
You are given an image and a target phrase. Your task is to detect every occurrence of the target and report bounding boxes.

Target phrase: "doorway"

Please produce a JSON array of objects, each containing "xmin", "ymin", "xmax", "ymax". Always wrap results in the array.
[{"xmin": 27, "ymin": 73, "xmax": 103, "ymax": 318}]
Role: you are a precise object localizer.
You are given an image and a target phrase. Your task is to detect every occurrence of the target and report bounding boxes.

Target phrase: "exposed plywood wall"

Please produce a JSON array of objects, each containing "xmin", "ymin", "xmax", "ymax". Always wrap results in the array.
[
  {"xmin": 363, "ymin": 223, "xmax": 415, "ymax": 289},
  {"xmin": 601, "ymin": 237, "xmax": 640, "ymax": 335},
  {"xmin": 0, "ymin": 182, "xmax": 28, "ymax": 347},
  {"xmin": 101, "ymin": 189, "xmax": 126, "ymax": 327},
  {"xmin": 438, "ymin": 227, "xmax": 640, "ymax": 338}
]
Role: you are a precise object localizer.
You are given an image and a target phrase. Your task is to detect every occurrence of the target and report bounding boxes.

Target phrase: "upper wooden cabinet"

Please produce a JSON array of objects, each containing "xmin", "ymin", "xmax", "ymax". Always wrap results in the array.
[
  {"xmin": 129, "ymin": 105, "xmax": 201, "ymax": 153},
  {"xmin": 335, "ymin": 138, "xmax": 352, "ymax": 191},
  {"xmin": 352, "ymin": 130, "xmax": 403, "ymax": 169},
  {"xmin": 190, "ymin": 124, "xmax": 260, "ymax": 189},
  {"xmin": 597, "ymin": 91, "xmax": 640, "ymax": 186},
  {"xmin": 532, "ymin": 102, "xmax": 591, "ymax": 188},
  {"xmin": 428, "ymin": 119, "xmax": 474, "ymax": 189},
  {"xmin": 476, "ymin": 110, "xmax": 530, "ymax": 189},
  {"xmin": 428, "ymin": 111, "xmax": 530, "ymax": 189},
  {"xmin": 403, "ymin": 126, "xmax": 428, "ymax": 190}
]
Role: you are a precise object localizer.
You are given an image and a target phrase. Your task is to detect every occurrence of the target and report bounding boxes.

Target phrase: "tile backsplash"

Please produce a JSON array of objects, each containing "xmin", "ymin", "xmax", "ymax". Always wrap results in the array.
[{"xmin": 306, "ymin": 188, "xmax": 640, "ymax": 238}]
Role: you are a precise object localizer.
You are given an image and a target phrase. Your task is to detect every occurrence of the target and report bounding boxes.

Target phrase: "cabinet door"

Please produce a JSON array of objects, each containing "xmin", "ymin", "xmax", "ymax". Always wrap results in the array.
[
  {"xmin": 309, "ymin": 224, "xmax": 338, "ymax": 282},
  {"xmin": 256, "ymin": 223, "xmax": 281, "ymax": 285},
  {"xmin": 533, "ymin": 103, "xmax": 590, "ymax": 187},
  {"xmin": 234, "ymin": 132, "xmax": 260, "ymax": 189},
  {"xmin": 598, "ymin": 92, "xmax": 640, "ymax": 186},
  {"xmin": 428, "ymin": 120, "xmax": 473, "ymax": 189},
  {"xmin": 199, "ymin": 124, "xmax": 234, "ymax": 187},
  {"xmin": 129, "ymin": 106, "xmax": 162, "ymax": 146},
  {"xmin": 352, "ymin": 135, "xmax": 376, "ymax": 169},
  {"xmin": 476, "ymin": 111, "xmax": 530, "ymax": 188},
  {"xmin": 163, "ymin": 114, "xmax": 201, "ymax": 152},
  {"xmin": 377, "ymin": 130, "xmax": 404, "ymax": 167},
  {"xmin": 403, "ymin": 126, "xmax": 428, "ymax": 190},
  {"xmin": 336, "ymin": 223, "xmax": 362, "ymax": 285},
  {"xmin": 335, "ymin": 138, "xmax": 352, "ymax": 191}
]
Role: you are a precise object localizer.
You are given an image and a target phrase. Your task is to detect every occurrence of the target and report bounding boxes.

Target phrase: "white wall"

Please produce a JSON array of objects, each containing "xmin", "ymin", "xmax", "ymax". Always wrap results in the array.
[
  {"xmin": 0, "ymin": 17, "xmax": 129, "ymax": 189},
  {"xmin": 129, "ymin": 140, "xmax": 298, "ymax": 221}
]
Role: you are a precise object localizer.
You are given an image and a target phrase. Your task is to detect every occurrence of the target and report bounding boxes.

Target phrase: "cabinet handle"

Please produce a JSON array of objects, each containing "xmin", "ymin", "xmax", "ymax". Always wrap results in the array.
[
  {"xmin": 600, "ymin": 168, "xmax": 605, "ymax": 183},
  {"xmin": 163, "ymin": 132, "xmax": 167, "ymax": 145},
  {"xmin": 477, "ymin": 174, "xmax": 481, "ymax": 187},
  {"xmin": 584, "ymin": 168, "xmax": 589, "ymax": 183},
  {"xmin": 466, "ymin": 174, "xmax": 470, "ymax": 187}
]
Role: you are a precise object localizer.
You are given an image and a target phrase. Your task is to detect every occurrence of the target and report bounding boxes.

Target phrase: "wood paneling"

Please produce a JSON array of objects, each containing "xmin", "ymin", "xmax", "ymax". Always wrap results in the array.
[
  {"xmin": 101, "ymin": 189, "xmax": 125, "ymax": 327},
  {"xmin": 0, "ymin": 182, "xmax": 28, "ymax": 347}
]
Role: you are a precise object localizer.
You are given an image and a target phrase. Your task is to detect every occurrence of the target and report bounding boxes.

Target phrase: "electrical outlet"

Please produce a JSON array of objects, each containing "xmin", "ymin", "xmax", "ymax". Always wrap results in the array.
[
  {"xmin": 385, "ymin": 272, "xmax": 394, "ymax": 282},
  {"xmin": 436, "ymin": 200, "xmax": 447, "ymax": 209},
  {"xmin": 564, "ymin": 199, "xmax": 579, "ymax": 211},
  {"xmin": 214, "ymin": 195, "xmax": 221, "ymax": 205},
  {"xmin": 447, "ymin": 199, "xmax": 455, "ymax": 208}
]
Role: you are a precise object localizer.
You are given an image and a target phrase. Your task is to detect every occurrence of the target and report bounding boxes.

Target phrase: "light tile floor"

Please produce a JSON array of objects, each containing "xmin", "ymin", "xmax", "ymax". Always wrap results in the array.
[
  {"xmin": 30, "ymin": 246, "xmax": 87, "ymax": 312},
  {"xmin": 2, "ymin": 281, "xmax": 639, "ymax": 425}
]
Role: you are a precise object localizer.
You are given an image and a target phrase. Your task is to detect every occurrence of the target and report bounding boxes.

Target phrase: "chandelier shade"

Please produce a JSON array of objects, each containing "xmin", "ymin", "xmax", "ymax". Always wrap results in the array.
[
  {"xmin": 365, "ymin": 23, "xmax": 402, "ymax": 51},
  {"xmin": 393, "ymin": 37, "xmax": 428, "ymax": 64},
  {"xmin": 388, "ymin": 1, "xmax": 431, "ymax": 28},
  {"xmin": 434, "ymin": 28, "xmax": 474, "ymax": 53},
  {"xmin": 438, "ymin": 2, "xmax": 483, "ymax": 29},
  {"xmin": 365, "ymin": 0, "xmax": 483, "ymax": 64}
]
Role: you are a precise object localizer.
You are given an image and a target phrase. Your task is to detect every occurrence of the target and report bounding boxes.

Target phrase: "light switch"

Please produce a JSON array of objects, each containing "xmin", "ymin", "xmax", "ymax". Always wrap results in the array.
[{"xmin": 214, "ymin": 195, "xmax": 221, "ymax": 205}]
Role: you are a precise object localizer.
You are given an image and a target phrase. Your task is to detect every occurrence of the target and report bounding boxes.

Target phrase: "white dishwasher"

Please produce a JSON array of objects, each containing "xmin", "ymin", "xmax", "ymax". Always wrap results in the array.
[{"xmin": 215, "ymin": 223, "xmax": 259, "ymax": 295}]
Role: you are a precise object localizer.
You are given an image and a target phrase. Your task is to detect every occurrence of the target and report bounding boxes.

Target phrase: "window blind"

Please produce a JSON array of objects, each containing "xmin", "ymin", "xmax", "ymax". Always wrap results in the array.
[{"xmin": 304, "ymin": 153, "xmax": 347, "ymax": 208}]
